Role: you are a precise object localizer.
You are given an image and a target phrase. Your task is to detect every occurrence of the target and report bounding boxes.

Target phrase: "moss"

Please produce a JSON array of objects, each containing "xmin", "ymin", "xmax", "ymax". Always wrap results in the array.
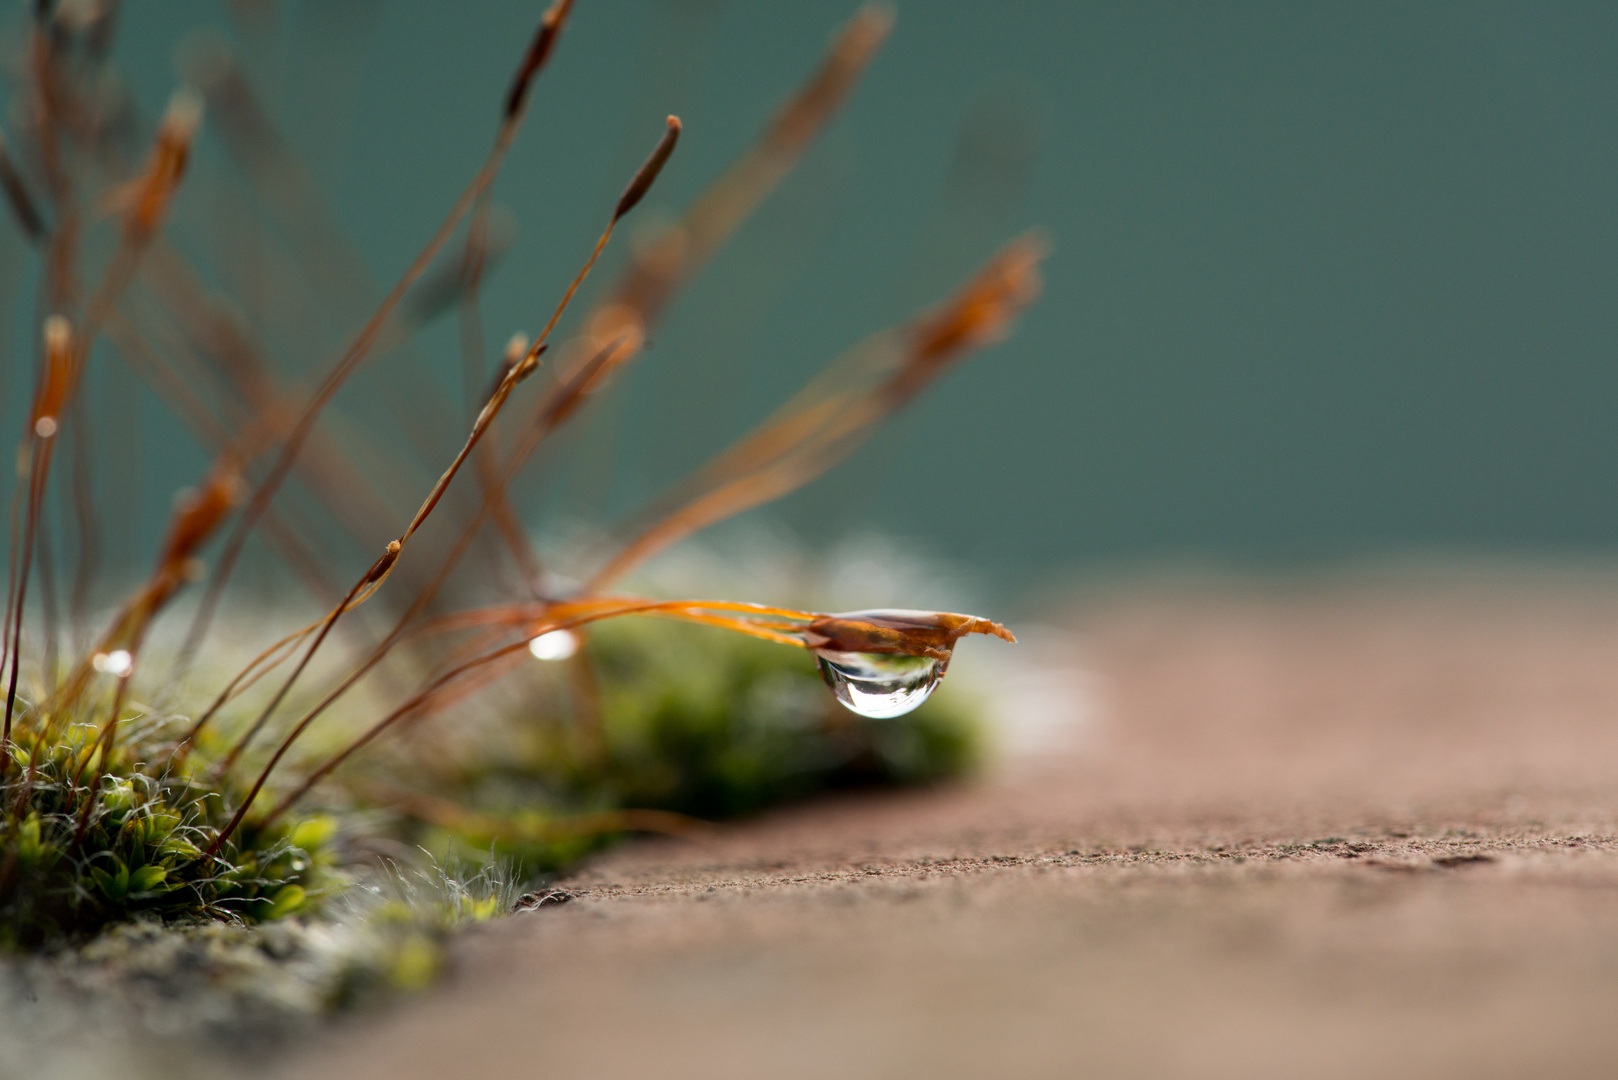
[
  {"xmin": 0, "ymin": 857, "xmax": 522, "ymax": 1065},
  {"xmin": 583, "ymin": 619, "xmax": 979, "ymax": 813},
  {"xmin": 410, "ymin": 618, "xmax": 983, "ymax": 874},
  {"xmin": 0, "ymin": 702, "xmax": 338, "ymax": 949}
]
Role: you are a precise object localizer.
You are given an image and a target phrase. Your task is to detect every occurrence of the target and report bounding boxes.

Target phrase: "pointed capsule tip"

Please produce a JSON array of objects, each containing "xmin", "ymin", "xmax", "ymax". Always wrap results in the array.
[
  {"xmin": 163, "ymin": 86, "xmax": 205, "ymax": 139},
  {"xmin": 502, "ymin": 0, "xmax": 576, "ymax": 120},
  {"xmin": 613, "ymin": 116, "xmax": 683, "ymax": 221}
]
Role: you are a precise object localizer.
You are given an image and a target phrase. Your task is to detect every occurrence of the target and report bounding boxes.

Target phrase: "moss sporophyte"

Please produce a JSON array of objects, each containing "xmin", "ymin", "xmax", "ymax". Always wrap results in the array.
[{"xmin": 0, "ymin": 1, "xmax": 1039, "ymax": 955}]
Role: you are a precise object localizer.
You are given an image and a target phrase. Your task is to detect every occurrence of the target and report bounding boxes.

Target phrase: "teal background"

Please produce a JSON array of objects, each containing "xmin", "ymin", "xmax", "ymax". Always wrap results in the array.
[{"xmin": 14, "ymin": 2, "xmax": 1618, "ymax": 600}]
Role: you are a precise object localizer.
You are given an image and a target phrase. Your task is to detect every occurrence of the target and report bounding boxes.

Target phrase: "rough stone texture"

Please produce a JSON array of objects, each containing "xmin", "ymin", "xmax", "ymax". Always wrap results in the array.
[{"xmin": 282, "ymin": 575, "xmax": 1618, "ymax": 1079}]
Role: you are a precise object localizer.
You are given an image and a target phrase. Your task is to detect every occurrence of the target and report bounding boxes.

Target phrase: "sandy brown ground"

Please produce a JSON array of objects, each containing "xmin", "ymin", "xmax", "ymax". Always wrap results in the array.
[{"xmin": 282, "ymin": 574, "xmax": 1618, "ymax": 1080}]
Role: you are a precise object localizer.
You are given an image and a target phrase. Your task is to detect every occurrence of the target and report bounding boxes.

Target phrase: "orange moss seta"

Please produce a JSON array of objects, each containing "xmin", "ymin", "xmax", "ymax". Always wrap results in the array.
[
  {"xmin": 803, "ymin": 610, "xmax": 1017, "ymax": 662},
  {"xmin": 128, "ymin": 89, "xmax": 202, "ymax": 239}
]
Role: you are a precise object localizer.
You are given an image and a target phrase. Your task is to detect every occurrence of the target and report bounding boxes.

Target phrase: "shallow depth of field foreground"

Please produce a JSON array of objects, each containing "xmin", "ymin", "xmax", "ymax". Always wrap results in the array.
[{"xmin": 282, "ymin": 569, "xmax": 1618, "ymax": 1080}]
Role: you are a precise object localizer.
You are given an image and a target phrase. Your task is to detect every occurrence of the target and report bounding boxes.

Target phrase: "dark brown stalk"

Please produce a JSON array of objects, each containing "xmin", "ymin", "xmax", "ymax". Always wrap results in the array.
[
  {"xmin": 248, "ymin": 328, "xmax": 638, "ymax": 741},
  {"xmin": 102, "ymin": 316, "xmax": 352, "ymax": 619},
  {"xmin": 3, "ymin": 88, "xmax": 203, "ymax": 743},
  {"xmin": 492, "ymin": 8, "xmax": 890, "ymax": 536},
  {"xmin": 103, "ymin": 314, "xmax": 232, "ymax": 448},
  {"xmin": 24, "ymin": 89, "xmax": 204, "ymax": 690},
  {"xmin": 29, "ymin": 456, "xmax": 245, "ymax": 773},
  {"xmin": 504, "ymin": 0, "xmax": 576, "ymax": 120},
  {"xmin": 30, "ymin": 13, "xmax": 86, "ymax": 338},
  {"xmin": 168, "ymin": 614, "xmax": 326, "ymax": 771},
  {"xmin": 75, "ymin": 88, "xmax": 203, "ymax": 343},
  {"xmin": 137, "ymin": 243, "xmax": 420, "ymax": 560},
  {"xmin": 179, "ymin": 632, "xmax": 304, "ymax": 740},
  {"xmin": 180, "ymin": 333, "xmax": 633, "ymax": 770},
  {"xmin": 200, "ymin": 539, "xmax": 402, "ymax": 859},
  {"xmin": 472, "ymin": 333, "xmax": 546, "ymax": 593},
  {"xmin": 13, "ymin": 19, "xmax": 72, "ymax": 725},
  {"xmin": 174, "ymin": 53, "xmax": 468, "ymax": 485},
  {"xmin": 209, "ymin": 541, "xmax": 399, "ymax": 780},
  {"xmin": 399, "ymin": 116, "xmax": 678, "ymax": 556},
  {"xmin": 459, "ymin": 199, "xmax": 544, "ymax": 595},
  {"xmin": 178, "ymin": 0, "xmax": 579, "ymax": 672},
  {"xmin": 68, "ymin": 665, "xmax": 133, "ymax": 852},
  {"xmin": 585, "ymin": 233, "xmax": 1046, "ymax": 590},
  {"xmin": 1, "ymin": 471, "xmax": 22, "ymax": 753},
  {"xmin": 0, "ymin": 130, "xmax": 46, "ymax": 242},
  {"xmin": 253, "ymin": 636, "xmax": 563, "ymax": 835},
  {"xmin": 227, "ymin": 14, "xmax": 887, "ymax": 711},
  {"xmin": 4, "ymin": 316, "xmax": 72, "ymax": 746},
  {"xmin": 203, "ymin": 117, "xmax": 682, "ymax": 854},
  {"xmin": 28, "ymin": 13, "xmax": 67, "ymax": 218},
  {"xmin": 610, "ymin": 5, "xmax": 891, "ymax": 327},
  {"xmin": 3, "ymin": 444, "xmax": 53, "ymax": 753}
]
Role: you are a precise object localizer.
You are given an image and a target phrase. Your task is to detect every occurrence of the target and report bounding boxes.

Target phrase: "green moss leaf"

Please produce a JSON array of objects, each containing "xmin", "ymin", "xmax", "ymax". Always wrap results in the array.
[
  {"xmin": 265, "ymin": 884, "xmax": 307, "ymax": 920},
  {"xmin": 128, "ymin": 864, "xmax": 169, "ymax": 894}
]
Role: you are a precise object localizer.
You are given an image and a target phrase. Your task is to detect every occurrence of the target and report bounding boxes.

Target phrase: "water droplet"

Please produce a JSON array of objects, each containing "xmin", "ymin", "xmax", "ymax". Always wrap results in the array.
[
  {"xmin": 528, "ymin": 629, "xmax": 579, "ymax": 661},
  {"xmin": 814, "ymin": 649, "xmax": 943, "ymax": 719}
]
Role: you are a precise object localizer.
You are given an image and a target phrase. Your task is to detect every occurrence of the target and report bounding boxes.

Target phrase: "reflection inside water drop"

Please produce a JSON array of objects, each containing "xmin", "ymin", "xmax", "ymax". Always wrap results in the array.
[{"xmin": 814, "ymin": 649, "xmax": 943, "ymax": 719}]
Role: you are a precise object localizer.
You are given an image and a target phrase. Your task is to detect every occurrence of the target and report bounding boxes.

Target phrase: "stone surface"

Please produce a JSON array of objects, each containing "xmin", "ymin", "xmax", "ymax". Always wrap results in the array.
[{"xmin": 283, "ymin": 576, "xmax": 1618, "ymax": 1080}]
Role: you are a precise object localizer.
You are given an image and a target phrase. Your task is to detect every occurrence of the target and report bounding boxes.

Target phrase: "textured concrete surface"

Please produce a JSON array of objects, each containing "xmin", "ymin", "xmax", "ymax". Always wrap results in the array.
[{"xmin": 282, "ymin": 575, "xmax": 1618, "ymax": 1080}]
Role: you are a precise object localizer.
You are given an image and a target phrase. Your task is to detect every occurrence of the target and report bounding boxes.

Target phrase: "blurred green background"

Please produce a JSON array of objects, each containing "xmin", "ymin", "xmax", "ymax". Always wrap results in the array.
[{"xmin": 38, "ymin": 2, "xmax": 1618, "ymax": 600}]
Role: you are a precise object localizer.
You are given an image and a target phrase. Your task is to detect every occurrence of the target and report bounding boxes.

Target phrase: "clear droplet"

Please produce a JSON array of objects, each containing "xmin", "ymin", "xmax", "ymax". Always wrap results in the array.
[
  {"xmin": 814, "ymin": 649, "xmax": 943, "ymax": 719},
  {"xmin": 528, "ymin": 629, "xmax": 579, "ymax": 661}
]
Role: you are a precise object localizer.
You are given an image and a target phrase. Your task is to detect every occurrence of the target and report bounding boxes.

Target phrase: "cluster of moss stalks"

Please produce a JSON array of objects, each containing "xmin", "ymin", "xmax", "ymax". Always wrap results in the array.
[{"xmin": 1, "ymin": 619, "xmax": 980, "ymax": 1031}]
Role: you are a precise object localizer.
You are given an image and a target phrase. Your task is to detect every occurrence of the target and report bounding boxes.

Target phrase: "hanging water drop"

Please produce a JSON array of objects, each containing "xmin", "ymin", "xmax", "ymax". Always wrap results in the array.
[
  {"xmin": 814, "ymin": 649, "xmax": 944, "ymax": 719},
  {"xmin": 801, "ymin": 607, "xmax": 1014, "ymax": 718}
]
